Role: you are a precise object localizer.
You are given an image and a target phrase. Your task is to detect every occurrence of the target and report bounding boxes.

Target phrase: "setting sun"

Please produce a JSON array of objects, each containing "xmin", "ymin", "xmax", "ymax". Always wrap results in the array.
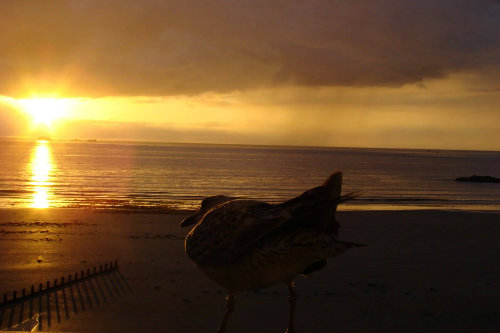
[{"xmin": 18, "ymin": 98, "xmax": 71, "ymax": 127}]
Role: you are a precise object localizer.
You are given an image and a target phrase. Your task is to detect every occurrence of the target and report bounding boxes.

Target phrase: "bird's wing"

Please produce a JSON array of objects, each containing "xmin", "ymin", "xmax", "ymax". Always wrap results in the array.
[
  {"xmin": 185, "ymin": 199, "xmax": 291, "ymax": 266},
  {"xmin": 245, "ymin": 230, "xmax": 365, "ymax": 279}
]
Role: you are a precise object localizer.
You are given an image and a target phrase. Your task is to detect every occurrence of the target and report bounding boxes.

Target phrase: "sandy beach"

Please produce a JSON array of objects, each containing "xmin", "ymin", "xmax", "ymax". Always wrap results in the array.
[{"xmin": 0, "ymin": 208, "xmax": 498, "ymax": 332}]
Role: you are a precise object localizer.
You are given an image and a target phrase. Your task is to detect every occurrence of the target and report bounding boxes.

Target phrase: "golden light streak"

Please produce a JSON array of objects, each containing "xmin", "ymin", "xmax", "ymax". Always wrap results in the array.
[{"xmin": 29, "ymin": 140, "xmax": 53, "ymax": 208}]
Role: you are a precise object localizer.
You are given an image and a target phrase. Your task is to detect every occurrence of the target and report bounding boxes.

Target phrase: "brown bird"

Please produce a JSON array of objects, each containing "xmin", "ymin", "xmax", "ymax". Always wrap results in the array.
[{"xmin": 180, "ymin": 171, "xmax": 364, "ymax": 332}]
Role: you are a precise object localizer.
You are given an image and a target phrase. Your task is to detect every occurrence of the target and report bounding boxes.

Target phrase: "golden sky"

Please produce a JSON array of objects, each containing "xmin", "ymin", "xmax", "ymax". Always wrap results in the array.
[{"xmin": 0, "ymin": 1, "xmax": 499, "ymax": 150}]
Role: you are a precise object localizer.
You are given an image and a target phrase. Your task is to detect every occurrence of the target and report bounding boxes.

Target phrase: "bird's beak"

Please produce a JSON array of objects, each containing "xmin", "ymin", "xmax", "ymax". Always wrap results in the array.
[{"xmin": 179, "ymin": 213, "xmax": 201, "ymax": 228}]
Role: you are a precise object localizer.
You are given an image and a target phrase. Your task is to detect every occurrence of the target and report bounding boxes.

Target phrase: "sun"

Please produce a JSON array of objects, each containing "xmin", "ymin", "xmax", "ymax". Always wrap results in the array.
[{"xmin": 18, "ymin": 97, "xmax": 71, "ymax": 127}]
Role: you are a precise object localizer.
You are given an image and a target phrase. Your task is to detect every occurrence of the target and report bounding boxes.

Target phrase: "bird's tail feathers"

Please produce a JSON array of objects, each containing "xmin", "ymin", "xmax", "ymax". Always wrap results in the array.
[
  {"xmin": 322, "ymin": 171, "xmax": 342, "ymax": 200},
  {"xmin": 339, "ymin": 191, "xmax": 360, "ymax": 203}
]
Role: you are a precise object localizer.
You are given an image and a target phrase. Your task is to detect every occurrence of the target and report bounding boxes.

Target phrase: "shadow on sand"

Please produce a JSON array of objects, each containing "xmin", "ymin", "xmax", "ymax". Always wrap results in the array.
[{"xmin": 0, "ymin": 263, "xmax": 132, "ymax": 331}]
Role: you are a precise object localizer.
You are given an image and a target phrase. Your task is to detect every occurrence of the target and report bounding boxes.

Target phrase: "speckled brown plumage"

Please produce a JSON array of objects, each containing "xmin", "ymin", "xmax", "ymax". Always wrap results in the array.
[{"xmin": 180, "ymin": 171, "xmax": 364, "ymax": 332}]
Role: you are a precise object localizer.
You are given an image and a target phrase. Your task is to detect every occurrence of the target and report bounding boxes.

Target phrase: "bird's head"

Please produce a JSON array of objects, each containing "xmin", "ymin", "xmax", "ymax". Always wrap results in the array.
[{"xmin": 180, "ymin": 195, "xmax": 236, "ymax": 228}]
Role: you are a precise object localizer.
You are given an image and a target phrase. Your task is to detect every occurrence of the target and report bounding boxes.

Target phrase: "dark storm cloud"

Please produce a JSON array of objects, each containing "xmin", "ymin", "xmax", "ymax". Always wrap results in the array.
[{"xmin": 0, "ymin": 0, "xmax": 498, "ymax": 97}]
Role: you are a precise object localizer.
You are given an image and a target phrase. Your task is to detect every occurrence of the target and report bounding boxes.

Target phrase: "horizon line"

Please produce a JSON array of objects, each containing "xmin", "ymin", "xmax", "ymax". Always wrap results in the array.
[{"xmin": 1, "ymin": 136, "xmax": 499, "ymax": 153}]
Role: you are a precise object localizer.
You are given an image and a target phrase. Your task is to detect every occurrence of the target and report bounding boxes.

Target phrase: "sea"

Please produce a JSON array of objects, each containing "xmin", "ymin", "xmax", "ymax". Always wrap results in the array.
[{"xmin": 0, "ymin": 139, "xmax": 499, "ymax": 212}]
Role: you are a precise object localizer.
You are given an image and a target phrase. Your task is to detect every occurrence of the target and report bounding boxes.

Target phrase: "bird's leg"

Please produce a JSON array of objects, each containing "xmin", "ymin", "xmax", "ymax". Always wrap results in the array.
[
  {"xmin": 217, "ymin": 292, "xmax": 235, "ymax": 333},
  {"xmin": 285, "ymin": 281, "xmax": 297, "ymax": 333}
]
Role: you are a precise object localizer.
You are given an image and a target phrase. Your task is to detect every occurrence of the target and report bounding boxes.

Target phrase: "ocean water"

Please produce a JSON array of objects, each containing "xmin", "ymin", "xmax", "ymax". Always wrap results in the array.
[{"xmin": 0, "ymin": 139, "xmax": 499, "ymax": 211}]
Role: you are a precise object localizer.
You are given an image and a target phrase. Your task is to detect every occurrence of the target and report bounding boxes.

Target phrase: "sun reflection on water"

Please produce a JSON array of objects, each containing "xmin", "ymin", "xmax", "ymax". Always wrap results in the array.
[{"xmin": 30, "ymin": 140, "xmax": 53, "ymax": 208}]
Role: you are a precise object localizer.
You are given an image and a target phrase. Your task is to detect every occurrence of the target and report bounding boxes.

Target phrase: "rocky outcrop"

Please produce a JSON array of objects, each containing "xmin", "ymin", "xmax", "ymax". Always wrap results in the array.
[{"xmin": 455, "ymin": 175, "xmax": 500, "ymax": 183}]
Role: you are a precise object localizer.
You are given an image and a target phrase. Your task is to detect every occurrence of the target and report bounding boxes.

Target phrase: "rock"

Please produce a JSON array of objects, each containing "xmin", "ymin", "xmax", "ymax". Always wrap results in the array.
[{"xmin": 455, "ymin": 175, "xmax": 500, "ymax": 183}]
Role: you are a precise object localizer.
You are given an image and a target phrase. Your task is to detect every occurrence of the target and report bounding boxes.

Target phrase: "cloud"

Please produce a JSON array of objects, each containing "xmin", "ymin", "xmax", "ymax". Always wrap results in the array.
[
  {"xmin": 0, "ymin": 102, "xmax": 29, "ymax": 137},
  {"xmin": 54, "ymin": 119, "xmax": 273, "ymax": 145},
  {"xmin": 0, "ymin": 0, "xmax": 498, "ymax": 97},
  {"xmin": 467, "ymin": 88, "xmax": 500, "ymax": 92},
  {"xmin": 52, "ymin": 105, "xmax": 500, "ymax": 150}
]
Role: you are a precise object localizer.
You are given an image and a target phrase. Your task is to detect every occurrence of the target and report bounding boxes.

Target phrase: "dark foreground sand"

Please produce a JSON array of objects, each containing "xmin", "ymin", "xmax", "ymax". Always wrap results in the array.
[{"xmin": 0, "ymin": 208, "xmax": 498, "ymax": 332}]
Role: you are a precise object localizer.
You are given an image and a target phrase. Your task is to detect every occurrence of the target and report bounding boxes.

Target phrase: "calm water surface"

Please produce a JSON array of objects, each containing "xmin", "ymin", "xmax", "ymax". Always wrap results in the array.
[{"xmin": 0, "ymin": 139, "xmax": 499, "ymax": 211}]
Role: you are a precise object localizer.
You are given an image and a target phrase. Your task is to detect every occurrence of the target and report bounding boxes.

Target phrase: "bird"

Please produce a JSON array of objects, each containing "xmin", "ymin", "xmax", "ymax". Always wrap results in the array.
[{"xmin": 180, "ymin": 171, "xmax": 364, "ymax": 332}]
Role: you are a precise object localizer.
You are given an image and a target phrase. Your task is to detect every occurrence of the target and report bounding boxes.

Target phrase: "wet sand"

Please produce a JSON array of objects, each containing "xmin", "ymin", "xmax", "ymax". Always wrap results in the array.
[{"xmin": 0, "ymin": 208, "xmax": 498, "ymax": 332}]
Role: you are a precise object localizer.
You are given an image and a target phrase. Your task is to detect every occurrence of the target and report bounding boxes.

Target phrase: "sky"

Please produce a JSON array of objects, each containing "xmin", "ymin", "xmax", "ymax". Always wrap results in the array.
[{"xmin": 0, "ymin": 0, "xmax": 499, "ymax": 150}]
